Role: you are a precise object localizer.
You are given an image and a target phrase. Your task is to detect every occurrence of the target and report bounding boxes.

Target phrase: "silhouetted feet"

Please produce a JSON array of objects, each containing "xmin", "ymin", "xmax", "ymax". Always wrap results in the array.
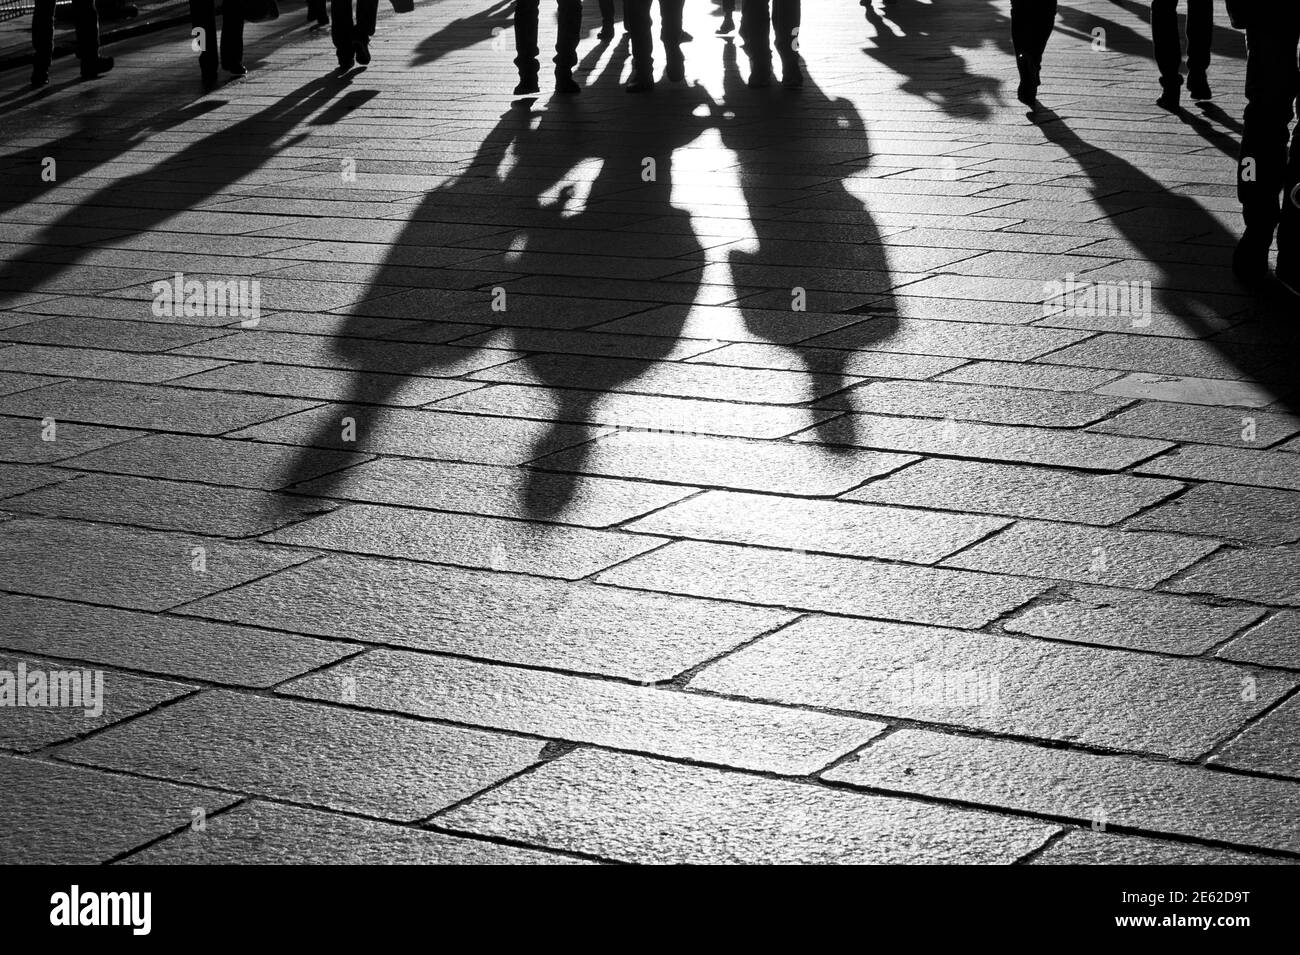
[
  {"xmin": 555, "ymin": 70, "xmax": 580, "ymax": 95},
  {"xmin": 1017, "ymin": 81, "xmax": 1039, "ymax": 107},
  {"xmin": 1233, "ymin": 229, "xmax": 1272, "ymax": 285},
  {"xmin": 680, "ymin": 30, "xmax": 693, "ymax": 42},
  {"xmin": 1187, "ymin": 71, "xmax": 1212, "ymax": 101},
  {"xmin": 222, "ymin": 60, "xmax": 247, "ymax": 76},
  {"xmin": 79, "ymin": 56, "xmax": 113, "ymax": 80},
  {"xmin": 780, "ymin": 55, "xmax": 803, "ymax": 89},
  {"xmin": 336, "ymin": 49, "xmax": 355, "ymax": 71},
  {"xmin": 598, "ymin": 20, "xmax": 615, "ymax": 39},
  {"xmin": 1156, "ymin": 89, "xmax": 1180, "ymax": 111},
  {"xmin": 30, "ymin": 62, "xmax": 49, "ymax": 88},
  {"xmin": 354, "ymin": 39, "xmax": 371, "ymax": 66},
  {"xmin": 748, "ymin": 60, "xmax": 773, "ymax": 88},
  {"xmin": 716, "ymin": 14, "xmax": 734, "ymax": 34},
  {"xmin": 1015, "ymin": 57, "xmax": 1040, "ymax": 107},
  {"xmin": 666, "ymin": 60, "xmax": 685, "ymax": 83},
  {"xmin": 625, "ymin": 68, "xmax": 654, "ymax": 93}
]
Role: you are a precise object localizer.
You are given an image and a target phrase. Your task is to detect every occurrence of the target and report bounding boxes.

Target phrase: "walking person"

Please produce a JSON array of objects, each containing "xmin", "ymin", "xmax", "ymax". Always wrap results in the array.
[
  {"xmin": 1230, "ymin": 0, "xmax": 1300, "ymax": 294},
  {"xmin": 332, "ymin": 0, "xmax": 377, "ymax": 69},
  {"xmin": 624, "ymin": 0, "xmax": 684, "ymax": 91},
  {"xmin": 1153, "ymin": 0, "xmax": 1213, "ymax": 109},
  {"xmin": 1010, "ymin": 0, "xmax": 1057, "ymax": 106},
  {"xmin": 189, "ymin": 0, "xmax": 244, "ymax": 86},
  {"xmin": 739, "ymin": 0, "xmax": 801, "ymax": 89},
  {"xmin": 30, "ymin": 0, "xmax": 113, "ymax": 88},
  {"xmin": 514, "ymin": 0, "xmax": 583, "ymax": 94}
]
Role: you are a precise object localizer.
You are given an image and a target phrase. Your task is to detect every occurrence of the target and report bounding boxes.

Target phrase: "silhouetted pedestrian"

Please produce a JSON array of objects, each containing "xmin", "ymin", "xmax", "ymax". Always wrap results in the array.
[
  {"xmin": 598, "ymin": 0, "xmax": 620, "ymax": 39},
  {"xmin": 740, "ymin": 0, "xmax": 801, "ymax": 88},
  {"xmin": 624, "ymin": 0, "xmax": 684, "ymax": 91},
  {"xmin": 30, "ymin": 0, "xmax": 112, "ymax": 88},
  {"xmin": 1153, "ymin": 0, "xmax": 1213, "ymax": 109},
  {"xmin": 307, "ymin": 0, "xmax": 328, "ymax": 26},
  {"xmin": 1010, "ymin": 0, "xmax": 1056, "ymax": 105},
  {"xmin": 332, "ymin": 0, "xmax": 377, "ymax": 68},
  {"xmin": 1231, "ymin": 0, "xmax": 1300, "ymax": 294},
  {"xmin": 514, "ymin": 0, "xmax": 583, "ymax": 94},
  {"xmin": 189, "ymin": 0, "xmax": 245, "ymax": 86}
]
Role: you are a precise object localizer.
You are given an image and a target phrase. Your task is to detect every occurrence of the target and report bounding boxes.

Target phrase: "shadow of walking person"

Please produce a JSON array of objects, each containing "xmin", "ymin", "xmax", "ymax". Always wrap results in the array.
[
  {"xmin": 1033, "ymin": 109, "xmax": 1300, "ymax": 412},
  {"xmin": 281, "ymin": 37, "xmax": 716, "ymax": 521},
  {"xmin": 717, "ymin": 38, "xmax": 899, "ymax": 450}
]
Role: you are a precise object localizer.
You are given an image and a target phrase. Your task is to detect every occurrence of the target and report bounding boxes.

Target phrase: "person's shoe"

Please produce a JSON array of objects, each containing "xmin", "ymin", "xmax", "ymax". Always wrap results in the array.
[
  {"xmin": 514, "ymin": 71, "xmax": 539, "ymax": 94},
  {"xmin": 79, "ymin": 56, "xmax": 113, "ymax": 80},
  {"xmin": 680, "ymin": 30, "xmax": 693, "ymax": 42},
  {"xmin": 222, "ymin": 59, "xmax": 247, "ymax": 76},
  {"xmin": 625, "ymin": 68, "xmax": 654, "ymax": 93},
  {"xmin": 1187, "ymin": 71, "xmax": 1212, "ymax": 101},
  {"xmin": 354, "ymin": 38, "xmax": 371, "ymax": 66},
  {"xmin": 748, "ymin": 61, "xmax": 773, "ymax": 88},
  {"xmin": 780, "ymin": 56, "xmax": 803, "ymax": 88},
  {"xmin": 30, "ymin": 61, "xmax": 49, "ymax": 88},
  {"xmin": 666, "ymin": 60, "xmax": 685, "ymax": 83},
  {"xmin": 598, "ymin": 20, "xmax": 614, "ymax": 40},
  {"xmin": 336, "ymin": 49, "xmax": 355, "ymax": 70},
  {"xmin": 1232, "ymin": 229, "xmax": 1272, "ymax": 285},
  {"xmin": 1156, "ymin": 88, "xmax": 1180, "ymax": 111},
  {"xmin": 1017, "ymin": 80, "xmax": 1039, "ymax": 106},
  {"xmin": 555, "ymin": 70, "xmax": 580, "ymax": 94}
]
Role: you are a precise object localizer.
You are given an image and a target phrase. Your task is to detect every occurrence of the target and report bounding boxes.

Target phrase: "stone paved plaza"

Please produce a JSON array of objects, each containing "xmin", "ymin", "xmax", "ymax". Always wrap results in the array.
[{"xmin": 1, "ymin": 0, "xmax": 1298, "ymax": 864}]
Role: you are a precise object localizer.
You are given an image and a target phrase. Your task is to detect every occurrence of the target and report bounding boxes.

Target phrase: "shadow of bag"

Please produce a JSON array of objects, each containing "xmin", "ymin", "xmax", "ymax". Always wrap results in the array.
[
  {"xmin": 390, "ymin": 0, "xmax": 414, "ymax": 12},
  {"xmin": 244, "ymin": 0, "xmax": 280, "ymax": 22}
]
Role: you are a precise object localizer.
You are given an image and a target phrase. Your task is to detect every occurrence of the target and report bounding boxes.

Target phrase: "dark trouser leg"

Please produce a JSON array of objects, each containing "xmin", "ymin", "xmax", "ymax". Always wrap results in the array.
[
  {"xmin": 1010, "ymin": 0, "xmax": 1055, "ymax": 83},
  {"xmin": 598, "ymin": 0, "xmax": 614, "ymax": 23},
  {"xmin": 355, "ymin": 0, "xmax": 378, "ymax": 39},
  {"xmin": 1185, "ymin": 0, "xmax": 1212, "ymax": 77},
  {"xmin": 308, "ymin": 0, "xmax": 327, "ymax": 21},
  {"xmin": 190, "ymin": 0, "xmax": 218, "ymax": 76},
  {"xmin": 219, "ymin": 0, "xmax": 244, "ymax": 66},
  {"xmin": 1151, "ymin": 0, "xmax": 1181, "ymax": 90},
  {"xmin": 331, "ymin": 0, "xmax": 355, "ymax": 53},
  {"xmin": 514, "ymin": 0, "xmax": 540, "ymax": 78},
  {"xmin": 625, "ymin": 0, "xmax": 653, "ymax": 73},
  {"xmin": 72, "ymin": 0, "xmax": 101, "ymax": 62},
  {"xmin": 1239, "ymin": 20, "xmax": 1300, "ymax": 245},
  {"xmin": 740, "ymin": 0, "xmax": 771, "ymax": 71},
  {"xmin": 772, "ymin": 0, "xmax": 799, "ymax": 59},
  {"xmin": 555, "ymin": 0, "xmax": 582, "ymax": 72},
  {"xmin": 660, "ymin": 0, "xmax": 684, "ymax": 68},
  {"xmin": 32, "ymin": 0, "xmax": 56, "ymax": 68}
]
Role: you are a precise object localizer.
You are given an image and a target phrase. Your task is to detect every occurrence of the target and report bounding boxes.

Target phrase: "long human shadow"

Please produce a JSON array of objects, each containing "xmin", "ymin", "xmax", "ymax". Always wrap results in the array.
[
  {"xmin": 284, "ymin": 36, "xmax": 717, "ymax": 519},
  {"xmin": 409, "ymin": 0, "xmax": 515, "ymax": 67},
  {"xmin": 0, "ymin": 73, "xmax": 360, "ymax": 303},
  {"xmin": 1033, "ymin": 110, "xmax": 1300, "ymax": 413},
  {"xmin": 860, "ymin": 0, "xmax": 1011, "ymax": 119},
  {"xmin": 718, "ymin": 39, "xmax": 898, "ymax": 449}
]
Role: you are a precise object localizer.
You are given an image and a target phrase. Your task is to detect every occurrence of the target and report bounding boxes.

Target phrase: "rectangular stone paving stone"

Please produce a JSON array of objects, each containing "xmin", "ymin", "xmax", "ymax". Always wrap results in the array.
[
  {"xmin": 1210, "ymin": 696, "xmax": 1300, "ymax": 780},
  {"xmin": 4, "ymin": 473, "xmax": 338, "ymax": 538},
  {"xmin": 1127, "ymin": 483, "xmax": 1300, "ymax": 546},
  {"xmin": 938, "ymin": 360, "xmax": 1123, "ymax": 392},
  {"xmin": 264, "ymin": 502, "xmax": 665, "ymax": 579},
  {"xmin": 285, "ymin": 650, "xmax": 883, "ymax": 776},
  {"xmin": 846, "ymin": 458, "xmax": 1181, "ymax": 524},
  {"xmin": 438, "ymin": 748, "xmax": 1057, "ymax": 864},
  {"xmin": 0, "ymin": 417, "xmax": 141, "ymax": 464},
  {"xmin": 0, "ymin": 653, "xmax": 194, "ymax": 752},
  {"xmin": 942, "ymin": 521, "xmax": 1221, "ymax": 588},
  {"xmin": 0, "ymin": 344, "xmax": 229, "ymax": 384},
  {"xmin": 0, "ymin": 316, "xmax": 228, "ymax": 353},
  {"xmin": 1089, "ymin": 401, "xmax": 1299, "ymax": 447},
  {"xmin": 692, "ymin": 615, "xmax": 1289, "ymax": 757},
  {"xmin": 1094, "ymin": 372, "xmax": 1278, "ymax": 408},
  {"xmin": 1216, "ymin": 613, "xmax": 1300, "ymax": 671},
  {"xmin": 590, "ymin": 303, "xmax": 864, "ymax": 344},
  {"xmin": 817, "ymin": 379, "xmax": 1129, "ymax": 427},
  {"xmin": 532, "ymin": 431, "xmax": 916, "ymax": 495},
  {"xmin": 684, "ymin": 342, "xmax": 966, "ymax": 380},
  {"xmin": 1003, "ymin": 586, "xmax": 1264, "ymax": 656},
  {"xmin": 0, "ymin": 755, "xmax": 239, "ymax": 864},
  {"xmin": 433, "ymin": 383, "xmax": 830, "ymax": 439},
  {"xmin": 232, "ymin": 405, "xmax": 603, "ymax": 466},
  {"xmin": 183, "ymin": 553, "xmax": 790, "ymax": 682},
  {"xmin": 1029, "ymin": 829, "xmax": 1291, "ymax": 865},
  {"xmin": 804, "ymin": 317, "xmax": 1089, "ymax": 361},
  {"xmin": 61, "ymin": 690, "xmax": 545, "ymax": 823},
  {"xmin": 0, "ymin": 463, "xmax": 73, "ymax": 500},
  {"xmin": 0, "ymin": 517, "xmax": 312, "ymax": 611},
  {"xmin": 1136, "ymin": 445, "xmax": 1300, "ymax": 492},
  {"xmin": 168, "ymin": 361, "xmax": 479, "ymax": 407},
  {"xmin": 0, "ymin": 371, "xmax": 64, "ymax": 398},
  {"xmin": 1167, "ymin": 547, "xmax": 1300, "ymax": 606},
  {"xmin": 123, "ymin": 800, "xmax": 590, "ymax": 865},
  {"xmin": 290, "ymin": 455, "xmax": 694, "ymax": 528},
  {"xmin": 1042, "ymin": 335, "xmax": 1277, "ymax": 381},
  {"xmin": 59, "ymin": 432, "xmax": 368, "ymax": 490},
  {"xmin": 824, "ymin": 730, "xmax": 1300, "ymax": 853},
  {"xmin": 624, "ymin": 490, "xmax": 1008, "ymax": 564},
  {"xmin": 0, "ymin": 380, "xmax": 318, "ymax": 435},
  {"xmin": 0, "ymin": 594, "xmax": 357, "ymax": 687},
  {"xmin": 598, "ymin": 540, "xmax": 1048, "ymax": 628},
  {"xmin": 797, "ymin": 413, "xmax": 1172, "ymax": 470}
]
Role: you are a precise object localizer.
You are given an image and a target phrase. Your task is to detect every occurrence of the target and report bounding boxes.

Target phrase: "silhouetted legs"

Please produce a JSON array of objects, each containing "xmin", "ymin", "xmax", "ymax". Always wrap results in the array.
[
  {"xmin": 1010, "ymin": 0, "xmax": 1056, "ymax": 104},
  {"xmin": 514, "ymin": 0, "xmax": 583, "ymax": 94},
  {"xmin": 1236, "ymin": 13, "xmax": 1300, "ymax": 287},
  {"xmin": 1153, "ymin": 0, "xmax": 1213, "ymax": 107},
  {"xmin": 598, "ymin": 0, "xmax": 621, "ymax": 38},
  {"xmin": 332, "ymin": 0, "xmax": 378, "ymax": 68},
  {"xmin": 307, "ymin": 0, "xmax": 328, "ymax": 26},
  {"xmin": 717, "ymin": 0, "xmax": 735, "ymax": 35},
  {"xmin": 190, "ymin": 0, "xmax": 244, "ymax": 84},
  {"xmin": 624, "ymin": 0, "xmax": 684, "ymax": 90},
  {"xmin": 31, "ymin": 0, "xmax": 109, "ymax": 87},
  {"xmin": 740, "ymin": 0, "xmax": 802, "ymax": 88}
]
